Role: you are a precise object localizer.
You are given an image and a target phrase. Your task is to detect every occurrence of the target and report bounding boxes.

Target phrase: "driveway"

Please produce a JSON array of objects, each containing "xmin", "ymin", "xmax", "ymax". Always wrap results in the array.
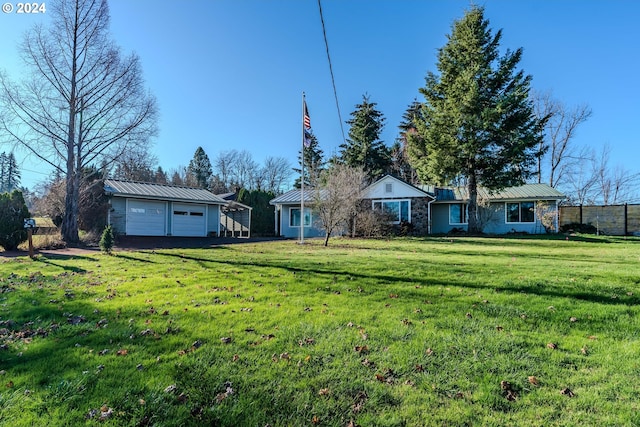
[{"xmin": 0, "ymin": 236, "xmax": 284, "ymax": 258}]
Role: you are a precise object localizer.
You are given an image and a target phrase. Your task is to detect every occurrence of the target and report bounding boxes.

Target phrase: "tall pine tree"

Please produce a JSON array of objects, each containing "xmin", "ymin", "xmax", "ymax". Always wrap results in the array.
[
  {"xmin": 293, "ymin": 131, "xmax": 325, "ymax": 189},
  {"xmin": 339, "ymin": 95, "xmax": 390, "ymax": 180},
  {"xmin": 0, "ymin": 152, "xmax": 21, "ymax": 193},
  {"xmin": 187, "ymin": 146, "xmax": 213, "ymax": 189},
  {"xmin": 407, "ymin": 6, "xmax": 545, "ymax": 233}
]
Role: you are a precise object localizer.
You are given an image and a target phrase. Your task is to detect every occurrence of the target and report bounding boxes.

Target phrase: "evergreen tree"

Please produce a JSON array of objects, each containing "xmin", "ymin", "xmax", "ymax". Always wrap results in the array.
[
  {"xmin": 187, "ymin": 147, "xmax": 213, "ymax": 188},
  {"xmin": 0, "ymin": 152, "xmax": 21, "ymax": 193},
  {"xmin": 293, "ymin": 131, "xmax": 325, "ymax": 189},
  {"xmin": 339, "ymin": 95, "xmax": 390, "ymax": 179},
  {"xmin": 236, "ymin": 189, "xmax": 276, "ymax": 236},
  {"xmin": 154, "ymin": 166, "xmax": 168, "ymax": 184},
  {"xmin": 0, "ymin": 152, "xmax": 6, "ymax": 192},
  {"xmin": 407, "ymin": 6, "xmax": 545, "ymax": 233},
  {"xmin": 0, "ymin": 190, "xmax": 30, "ymax": 250}
]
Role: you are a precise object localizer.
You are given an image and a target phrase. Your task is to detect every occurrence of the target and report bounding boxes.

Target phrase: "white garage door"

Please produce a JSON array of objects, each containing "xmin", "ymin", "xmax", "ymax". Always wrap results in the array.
[
  {"xmin": 126, "ymin": 200, "xmax": 166, "ymax": 236},
  {"xmin": 172, "ymin": 204, "xmax": 206, "ymax": 237}
]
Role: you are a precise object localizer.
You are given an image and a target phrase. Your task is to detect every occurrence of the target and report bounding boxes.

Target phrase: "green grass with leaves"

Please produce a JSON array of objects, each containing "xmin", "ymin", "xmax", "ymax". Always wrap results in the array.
[{"xmin": 1, "ymin": 236, "xmax": 640, "ymax": 426}]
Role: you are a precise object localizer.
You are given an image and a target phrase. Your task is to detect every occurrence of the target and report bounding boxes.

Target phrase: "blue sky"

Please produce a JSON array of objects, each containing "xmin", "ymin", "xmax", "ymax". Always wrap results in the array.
[{"xmin": 1, "ymin": 0, "xmax": 639, "ymax": 190}]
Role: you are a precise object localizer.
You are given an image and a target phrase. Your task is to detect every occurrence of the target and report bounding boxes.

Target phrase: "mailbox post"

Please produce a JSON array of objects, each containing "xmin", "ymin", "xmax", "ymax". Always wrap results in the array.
[{"xmin": 23, "ymin": 218, "xmax": 36, "ymax": 259}]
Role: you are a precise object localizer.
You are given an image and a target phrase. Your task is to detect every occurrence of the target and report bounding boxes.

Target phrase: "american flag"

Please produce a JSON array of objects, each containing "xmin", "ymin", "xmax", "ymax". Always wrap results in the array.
[{"xmin": 303, "ymin": 100, "xmax": 311, "ymax": 130}]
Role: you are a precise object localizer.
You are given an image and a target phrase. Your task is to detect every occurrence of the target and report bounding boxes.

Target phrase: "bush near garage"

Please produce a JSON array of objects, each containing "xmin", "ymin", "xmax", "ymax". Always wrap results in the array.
[{"xmin": 0, "ymin": 190, "xmax": 31, "ymax": 250}]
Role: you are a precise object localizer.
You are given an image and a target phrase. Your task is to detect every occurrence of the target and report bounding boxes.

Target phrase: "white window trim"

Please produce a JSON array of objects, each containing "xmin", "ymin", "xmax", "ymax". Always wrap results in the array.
[
  {"xmin": 289, "ymin": 207, "xmax": 312, "ymax": 228},
  {"xmin": 505, "ymin": 201, "xmax": 536, "ymax": 224},
  {"xmin": 449, "ymin": 203, "xmax": 468, "ymax": 225},
  {"xmin": 372, "ymin": 199, "xmax": 411, "ymax": 224}
]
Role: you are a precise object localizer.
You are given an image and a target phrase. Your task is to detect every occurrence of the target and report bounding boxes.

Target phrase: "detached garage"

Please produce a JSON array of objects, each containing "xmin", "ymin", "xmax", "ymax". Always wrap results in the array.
[{"xmin": 105, "ymin": 179, "xmax": 227, "ymax": 237}]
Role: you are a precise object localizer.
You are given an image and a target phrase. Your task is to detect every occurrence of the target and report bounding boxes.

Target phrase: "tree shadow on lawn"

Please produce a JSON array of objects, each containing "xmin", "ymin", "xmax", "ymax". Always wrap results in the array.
[
  {"xmin": 0, "ymin": 299, "xmax": 192, "ymax": 414},
  {"xmin": 34, "ymin": 254, "xmax": 100, "ymax": 274},
  {"xmin": 153, "ymin": 251, "xmax": 639, "ymax": 307}
]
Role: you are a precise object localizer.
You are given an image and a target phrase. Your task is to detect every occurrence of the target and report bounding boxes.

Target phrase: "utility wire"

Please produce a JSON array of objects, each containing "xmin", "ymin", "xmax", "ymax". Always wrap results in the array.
[{"xmin": 317, "ymin": 0, "xmax": 346, "ymax": 145}]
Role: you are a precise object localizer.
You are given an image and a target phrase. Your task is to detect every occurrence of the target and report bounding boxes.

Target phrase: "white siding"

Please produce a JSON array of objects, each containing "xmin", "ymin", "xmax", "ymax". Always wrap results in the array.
[
  {"xmin": 172, "ymin": 203, "xmax": 207, "ymax": 237},
  {"xmin": 126, "ymin": 200, "xmax": 167, "ymax": 236}
]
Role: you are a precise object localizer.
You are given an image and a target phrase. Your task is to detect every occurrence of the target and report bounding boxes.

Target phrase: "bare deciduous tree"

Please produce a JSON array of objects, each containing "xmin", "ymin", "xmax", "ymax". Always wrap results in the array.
[
  {"xmin": 313, "ymin": 164, "xmax": 368, "ymax": 246},
  {"xmin": 262, "ymin": 156, "xmax": 292, "ymax": 194},
  {"xmin": 533, "ymin": 91, "xmax": 592, "ymax": 188},
  {"xmin": 592, "ymin": 145, "xmax": 640, "ymax": 205},
  {"xmin": 564, "ymin": 147, "xmax": 598, "ymax": 205},
  {"xmin": 112, "ymin": 145, "xmax": 158, "ymax": 182},
  {"xmin": 0, "ymin": 0, "xmax": 157, "ymax": 244},
  {"xmin": 233, "ymin": 150, "xmax": 260, "ymax": 190},
  {"xmin": 213, "ymin": 150, "xmax": 237, "ymax": 190}
]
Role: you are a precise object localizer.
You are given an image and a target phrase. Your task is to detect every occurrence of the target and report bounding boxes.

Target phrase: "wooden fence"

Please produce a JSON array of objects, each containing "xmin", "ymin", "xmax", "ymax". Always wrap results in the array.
[{"xmin": 559, "ymin": 204, "xmax": 640, "ymax": 236}]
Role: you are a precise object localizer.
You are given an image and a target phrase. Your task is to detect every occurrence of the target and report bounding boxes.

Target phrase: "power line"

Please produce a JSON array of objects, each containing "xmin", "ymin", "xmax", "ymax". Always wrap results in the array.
[{"xmin": 317, "ymin": 0, "xmax": 346, "ymax": 145}]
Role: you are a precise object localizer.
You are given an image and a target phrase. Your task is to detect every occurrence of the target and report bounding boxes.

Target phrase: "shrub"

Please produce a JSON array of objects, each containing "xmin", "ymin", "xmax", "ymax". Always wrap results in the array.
[
  {"xmin": 354, "ymin": 209, "xmax": 394, "ymax": 237},
  {"xmin": 0, "ymin": 190, "xmax": 31, "ymax": 251},
  {"xmin": 99, "ymin": 225, "xmax": 114, "ymax": 254},
  {"xmin": 560, "ymin": 222, "xmax": 598, "ymax": 234}
]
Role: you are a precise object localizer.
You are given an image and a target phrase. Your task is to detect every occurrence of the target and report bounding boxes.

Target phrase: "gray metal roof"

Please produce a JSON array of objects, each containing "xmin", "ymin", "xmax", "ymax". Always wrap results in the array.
[
  {"xmin": 269, "ymin": 189, "xmax": 318, "ymax": 205},
  {"xmin": 433, "ymin": 183, "xmax": 565, "ymax": 202},
  {"xmin": 104, "ymin": 179, "xmax": 227, "ymax": 204}
]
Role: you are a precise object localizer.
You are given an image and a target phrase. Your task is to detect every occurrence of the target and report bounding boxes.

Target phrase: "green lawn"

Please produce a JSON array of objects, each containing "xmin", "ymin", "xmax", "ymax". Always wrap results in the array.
[{"xmin": 1, "ymin": 236, "xmax": 640, "ymax": 426}]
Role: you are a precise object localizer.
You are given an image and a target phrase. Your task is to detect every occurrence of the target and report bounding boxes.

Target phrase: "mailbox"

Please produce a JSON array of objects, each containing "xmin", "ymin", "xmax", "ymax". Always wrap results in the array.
[{"xmin": 24, "ymin": 218, "xmax": 36, "ymax": 229}]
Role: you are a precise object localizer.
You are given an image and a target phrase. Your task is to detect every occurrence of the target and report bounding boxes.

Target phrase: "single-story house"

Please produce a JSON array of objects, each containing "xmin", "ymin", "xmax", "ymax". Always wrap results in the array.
[
  {"xmin": 429, "ymin": 183, "xmax": 566, "ymax": 234},
  {"xmin": 269, "ymin": 176, "xmax": 434, "ymax": 238},
  {"xmin": 269, "ymin": 175, "xmax": 565, "ymax": 238},
  {"xmin": 105, "ymin": 179, "xmax": 230, "ymax": 237},
  {"xmin": 269, "ymin": 188, "xmax": 324, "ymax": 239}
]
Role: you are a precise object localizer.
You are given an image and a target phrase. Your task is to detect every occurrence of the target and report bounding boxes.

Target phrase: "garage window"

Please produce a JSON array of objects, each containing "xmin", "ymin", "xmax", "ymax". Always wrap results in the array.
[
  {"xmin": 174, "ymin": 210, "xmax": 188, "ymax": 216},
  {"xmin": 190, "ymin": 212, "xmax": 204, "ymax": 216}
]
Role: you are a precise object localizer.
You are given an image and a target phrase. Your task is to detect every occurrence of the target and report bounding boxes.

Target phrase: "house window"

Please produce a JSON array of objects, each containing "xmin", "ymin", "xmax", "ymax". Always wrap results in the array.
[
  {"xmin": 290, "ymin": 208, "xmax": 312, "ymax": 227},
  {"xmin": 385, "ymin": 183, "xmax": 393, "ymax": 193},
  {"xmin": 449, "ymin": 203, "xmax": 468, "ymax": 224},
  {"xmin": 506, "ymin": 202, "xmax": 535, "ymax": 223},
  {"xmin": 372, "ymin": 200, "xmax": 410, "ymax": 223}
]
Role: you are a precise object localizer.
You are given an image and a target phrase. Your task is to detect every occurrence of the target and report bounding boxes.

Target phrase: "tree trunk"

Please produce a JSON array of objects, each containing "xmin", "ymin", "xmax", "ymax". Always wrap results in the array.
[
  {"xmin": 61, "ymin": 150, "xmax": 80, "ymax": 244},
  {"xmin": 61, "ymin": 10, "xmax": 80, "ymax": 245},
  {"xmin": 467, "ymin": 173, "xmax": 481, "ymax": 234}
]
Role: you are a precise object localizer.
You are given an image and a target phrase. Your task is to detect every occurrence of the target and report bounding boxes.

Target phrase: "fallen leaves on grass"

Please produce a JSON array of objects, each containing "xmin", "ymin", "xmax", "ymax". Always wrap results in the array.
[
  {"xmin": 560, "ymin": 387, "xmax": 575, "ymax": 397},
  {"xmin": 116, "ymin": 348, "xmax": 128, "ymax": 356},
  {"xmin": 354, "ymin": 345, "xmax": 369, "ymax": 354},
  {"xmin": 546, "ymin": 342, "xmax": 558, "ymax": 350},
  {"xmin": 298, "ymin": 337, "xmax": 315, "ymax": 347},
  {"xmin": 501, "ymin": 380, "xmax": 518, "ymax": 401},
  {"xmin": 528, "ymin": 376, "xmax": 539, "ymax": 386},
  {"xmin": 86, "ymin": 406, "xmax": 113, "ymax": 420}
]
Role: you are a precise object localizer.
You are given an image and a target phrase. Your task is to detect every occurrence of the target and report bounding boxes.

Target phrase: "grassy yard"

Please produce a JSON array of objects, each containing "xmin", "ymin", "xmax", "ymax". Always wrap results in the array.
[{"xmin": 1, "ymin": 236, "xmax": 639, "ymax": 426}]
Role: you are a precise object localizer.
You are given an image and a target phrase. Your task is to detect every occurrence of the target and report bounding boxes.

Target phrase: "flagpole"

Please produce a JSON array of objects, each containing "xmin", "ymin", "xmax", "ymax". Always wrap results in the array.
[{"xmin": 300, "ymin": 92, "xmax": 306, "ymax": 244}]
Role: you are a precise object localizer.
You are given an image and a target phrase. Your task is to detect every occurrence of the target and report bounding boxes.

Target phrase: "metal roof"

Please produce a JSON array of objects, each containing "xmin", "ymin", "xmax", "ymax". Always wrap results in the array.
[
  {"xmin": 104, "ymin": 179, "xmax": 227, "ymax": 204},
  {"xmin": 269, "ymin": 189, "xmax": 319, "ymax": 205},
  {"xmin": 433, "ymin": 183, "xmax": 565, "ymax": 202}
]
